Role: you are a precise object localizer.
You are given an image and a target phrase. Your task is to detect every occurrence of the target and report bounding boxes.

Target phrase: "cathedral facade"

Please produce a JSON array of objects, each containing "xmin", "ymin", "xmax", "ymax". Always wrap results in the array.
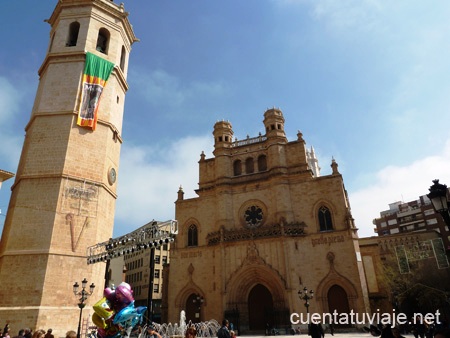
[{"xmin": 165, "ymin": 108, "xmax": 370, "ymax": 333}]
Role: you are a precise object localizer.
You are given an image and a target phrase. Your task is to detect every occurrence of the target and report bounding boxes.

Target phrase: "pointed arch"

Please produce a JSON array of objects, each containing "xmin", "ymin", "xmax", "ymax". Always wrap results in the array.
[
  {"xmin": 318, "ymin": 206, "xmax": 333, "ymax": 231},
  {"xmin": 315, "ymin": 257, "xmax": 359, "ymax": 315},
  {"xmin": 174, "ymin": 276, "xmax": 206, "ymax": 318},
  {"xmin": 188, "ymin": 224, "xmax": 198, "ymax": 247},
  {"xmin": 311, "ymin": 200, "xmax": 336, "ymax": 232},
  {"xmin": 183, "ymin": 218, "xmax": 201, "ymax": 248}
]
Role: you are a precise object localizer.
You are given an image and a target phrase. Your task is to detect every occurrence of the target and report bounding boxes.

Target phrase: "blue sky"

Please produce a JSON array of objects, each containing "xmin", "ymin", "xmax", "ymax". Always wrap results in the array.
[{"xmin": 1, "ymin": 0, "xmax": 450, "ymax": 239}]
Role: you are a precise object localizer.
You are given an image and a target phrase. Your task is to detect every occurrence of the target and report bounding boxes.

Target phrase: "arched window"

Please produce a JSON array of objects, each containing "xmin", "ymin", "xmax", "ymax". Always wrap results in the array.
[
  {"xmin": 66, "ymin": 22, "xmax": 80, "ymax": 47},
  {"xmin": 318, "ymin": 206, "xmax": 333, "ymax": 231},
  {"xmin": 233, "ymin": 160, "xmax": 242, "ymax": 176},
  {"xmin": 245, "ymin": 157, "xmax": 254, "ymax": 174},
  {"xmin": 96, "ymin": 28, "xmax": 110, "ymax": 54},
  {"xmin": 257, "ymin": 155, "xmax": 267, "ymax": 172},
  {"xmin": 120, "ymin": 45, "xmax": 126, "ymax": 71},
  {"xmin": 188, "ymin": 224, "xmax": 198, "ymax": 247}
]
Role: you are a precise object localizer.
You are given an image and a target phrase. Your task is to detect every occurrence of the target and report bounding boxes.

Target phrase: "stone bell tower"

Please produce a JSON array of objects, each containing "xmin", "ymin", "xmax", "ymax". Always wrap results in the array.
[{"xmin": 0, "ymin": 0, "xmax": 137, "ymax": 333}]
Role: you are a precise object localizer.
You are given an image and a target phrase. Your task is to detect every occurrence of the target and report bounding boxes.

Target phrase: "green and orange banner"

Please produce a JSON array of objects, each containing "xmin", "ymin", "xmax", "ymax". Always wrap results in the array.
[{"xmin": 77, "ymin": 52, "xmax": 115, "ymax": 130}]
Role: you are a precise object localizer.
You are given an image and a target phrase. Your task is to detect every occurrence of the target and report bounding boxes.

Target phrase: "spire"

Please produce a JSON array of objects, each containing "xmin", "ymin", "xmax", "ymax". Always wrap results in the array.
[
  {"xmin": 331, "ymin": 157, "xmax": 339, "ymax": 175},
  {"xmin": 177, "ymin": 185, "xmax": 184, "ymax": 201},
  {"xmin": 306, "ymin": 145, "xmax": 321, "ymax": 177}
]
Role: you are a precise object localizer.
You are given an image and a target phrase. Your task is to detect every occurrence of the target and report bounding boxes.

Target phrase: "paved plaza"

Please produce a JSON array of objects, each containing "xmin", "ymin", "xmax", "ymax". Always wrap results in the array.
[{"xmin": 240, "ymin": 334, "xmax": 415, "ymax": 338}]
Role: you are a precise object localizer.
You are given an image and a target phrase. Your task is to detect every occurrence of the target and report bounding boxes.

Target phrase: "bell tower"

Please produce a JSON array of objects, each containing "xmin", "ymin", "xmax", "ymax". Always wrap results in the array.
[{"xmin": 0, "ymin": 0, "xmax": 137, "ymax": 333}]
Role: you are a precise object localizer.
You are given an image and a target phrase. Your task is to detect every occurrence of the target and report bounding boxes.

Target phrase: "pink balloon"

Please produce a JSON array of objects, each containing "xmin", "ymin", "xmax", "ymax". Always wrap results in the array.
[
  {"xmin": 104, "ymin": 287, "xmax": 116, "ymax": 303},
  {"xmin": 115, "ymin": 284, "xmax": 134, "ymax": 305}
]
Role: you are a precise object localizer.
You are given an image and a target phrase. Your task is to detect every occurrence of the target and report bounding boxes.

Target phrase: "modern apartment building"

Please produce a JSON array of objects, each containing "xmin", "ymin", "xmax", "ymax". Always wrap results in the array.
[
  {"xmin": 123, "ymin": 242, "xmax": 170, "ymax": 323},
  {"xmin": 373, "ymin": 194, "xmax": 450, "ymax": 251}
]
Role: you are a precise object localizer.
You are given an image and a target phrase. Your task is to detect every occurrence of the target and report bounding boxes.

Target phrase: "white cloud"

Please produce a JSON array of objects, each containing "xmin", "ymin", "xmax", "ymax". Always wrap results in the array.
[
  {"xmin": 0, "ymin": 77, "xmax": 24, "ymax": 167},
  {"xmin": 350, "ymin": 138, "xmax": 450, "ymax": 238},
  {"xmin": 311, "ymin": 0, "xmax": 383, "ymax": 30},
  {"xmin": 131, "ymin": 68, "xmax": 227, "ymax": 110},
  {"xmin": 113, "ymin": 134, "xmax": 213, "ymax": 236},
  {"xmin": 0, "ymin": 77, "xmax": 20, "ymax": 123}
]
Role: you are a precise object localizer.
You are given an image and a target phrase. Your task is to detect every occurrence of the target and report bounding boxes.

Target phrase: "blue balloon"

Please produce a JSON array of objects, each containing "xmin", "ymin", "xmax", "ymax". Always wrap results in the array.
[
  {"xmin": 112, "ymin": 303, "xmax": 147, "ymax": 330},
  {"xmin": 113, "ymin": 302, "xmax": 135, "ymax": 325}
]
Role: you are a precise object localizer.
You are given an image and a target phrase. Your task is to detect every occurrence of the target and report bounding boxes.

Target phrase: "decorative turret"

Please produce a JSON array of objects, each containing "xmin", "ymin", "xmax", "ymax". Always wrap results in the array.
[
  {"xmin": 331, "ymin": 157, "xmax": 340, "ymax": 175},
  {"xmin": 263, "ymin": 107, "xmax": 287, "ymax": 141},
  {"xmin": 177, "ymin": 185, "xmax": 184, "ymax": 201},
  {"xmin": 213, "ymin": 120, "xmax": 233, "ymax": 156}
]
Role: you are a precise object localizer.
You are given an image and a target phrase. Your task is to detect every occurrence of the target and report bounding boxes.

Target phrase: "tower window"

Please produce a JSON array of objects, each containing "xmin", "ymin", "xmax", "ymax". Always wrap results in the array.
[
  {"xmin": 188, "ymin": 224, "xmax": 198, "ymax": 247},
  {"xmin": 225, "ymin": 136, "xmax": 229, "ymax": 142},
  {"xmin": 318, "ymin": 206, "xmax": 333, "ymax": 231},
  {"xmin": 96, "ymin": 28, "xmax": 110, "ymax": 54},
  {"xmin": 257, "ymin": 155, "xmax": 267, "ymax": 171},
  {"xmin": 245, "ymin": 157, "xmax": 254, "ymax": 174},
  {"xmin": 271, "ymin": 124, "xmax": 275, "ymax": 130},
  {"xmin": 66, "ymin": 22, "xmax": 80, "ymax": 47},
  {"xmin": 120, "ymin": 45, "xmax": 126, "ymax": 71},
  {"xmin": 233, "ymin": 160, "xmax": 242, "ymax": 176},
  {"xmin": 218, "ymin": 136, "xmax": 223, "ymax": 142}
]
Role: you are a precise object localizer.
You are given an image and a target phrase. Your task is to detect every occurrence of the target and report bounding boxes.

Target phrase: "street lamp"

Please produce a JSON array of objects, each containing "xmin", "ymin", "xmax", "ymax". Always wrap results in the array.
[
  {"xmin": 193, "ymin": 294, "xmax": 204, "ymax": 320},
  {"xmin": 73, "ymin": 278, "xmax": 95, "ymax": 338},
  {"xmin": 298, "ymin": 286, "xmax": 314, "ymax": 315},
  {"xmin": 298, "ymin": 287, "xmax": 314, "ymax": 335},
  {"xmin": 427, "ymin": 179, "xmax": 450, "ymax": 226}
]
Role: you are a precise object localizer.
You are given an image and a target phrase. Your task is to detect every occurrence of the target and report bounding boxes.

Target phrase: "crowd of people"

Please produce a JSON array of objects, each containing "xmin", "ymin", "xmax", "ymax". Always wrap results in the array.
[
  {"xmin": 363, "ymin": 319, "xmax": 450, "ymax": 338},
  {"xmin": 3, "ymin": 317, "xmax": 450, "ymax": 338},
  {"xmin": 2, "ymin": 324, "xmax": 77, "ymax": 338}
]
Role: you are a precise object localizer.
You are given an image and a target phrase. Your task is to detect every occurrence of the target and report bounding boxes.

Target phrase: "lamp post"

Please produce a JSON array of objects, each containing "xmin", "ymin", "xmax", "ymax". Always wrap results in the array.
[
  {"xmin": 427, "ymin": 179, "xmax": 450, "ymax": 225},
  {"xmin": 298, "ymin": 287, "xmax": 314, "ymax": 335},
  {"xmin": 193, "ymin": 294, "xmax": 204, "ymax": 320},
  {"xmin": 298, "ymin": 286, "xmax": 314, "ymax": 315},
  {"xmin": 73, "ymin": 278, "xmax": 95, "ymax": 338},
  {"xmin": 427, "ymin": 179, "xmax": 450, "ymax": 253}
]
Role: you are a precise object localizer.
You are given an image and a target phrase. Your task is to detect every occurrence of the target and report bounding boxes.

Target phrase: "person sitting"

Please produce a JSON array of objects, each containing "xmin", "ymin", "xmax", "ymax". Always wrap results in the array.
[
  {"xmin": 146, "ymin": 325, "xmax": 161, "ymax": 338},
  {"xmin": 185, "ymin": 326, "xmax": 197, "ymax": 338}
]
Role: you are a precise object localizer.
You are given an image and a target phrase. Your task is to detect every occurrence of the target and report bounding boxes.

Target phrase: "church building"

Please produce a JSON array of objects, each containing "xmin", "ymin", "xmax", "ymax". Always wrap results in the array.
[{"xmin": 165, "ymin": 108, "xmax": 371, "ymax": 333}]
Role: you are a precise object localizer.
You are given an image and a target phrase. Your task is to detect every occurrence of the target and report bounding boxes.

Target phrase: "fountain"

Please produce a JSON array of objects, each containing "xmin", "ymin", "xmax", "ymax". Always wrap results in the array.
[{"xmin": 139, "ymin": 311, "xmax": 221, "ymax": 338}]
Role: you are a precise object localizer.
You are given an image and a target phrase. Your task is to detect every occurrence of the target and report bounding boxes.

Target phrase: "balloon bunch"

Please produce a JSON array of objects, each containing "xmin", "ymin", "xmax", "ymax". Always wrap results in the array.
[{"xmin": 92, "ymin": 282, "xmax": 147, "ymax": 338}]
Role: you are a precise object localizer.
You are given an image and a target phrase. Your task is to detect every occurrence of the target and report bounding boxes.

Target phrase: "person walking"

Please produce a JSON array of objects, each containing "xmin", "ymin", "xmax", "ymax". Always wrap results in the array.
[
  {"xmin": 217, "ymin": 320, "xmax": 230, "ymax": 338},
  {"xmin": 309, "ymin": 322, "xmax": 324, "ymax": 338},
  {"xmin": 44, "ymin": 330, "xmax": 54, "ymax": 338}
]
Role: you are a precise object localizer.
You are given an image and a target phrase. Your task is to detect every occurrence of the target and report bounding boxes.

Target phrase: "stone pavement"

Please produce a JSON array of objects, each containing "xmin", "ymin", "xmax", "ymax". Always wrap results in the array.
[{"xmin": 237, "ymin": 334, "xmax": 415, "ymax": 338}]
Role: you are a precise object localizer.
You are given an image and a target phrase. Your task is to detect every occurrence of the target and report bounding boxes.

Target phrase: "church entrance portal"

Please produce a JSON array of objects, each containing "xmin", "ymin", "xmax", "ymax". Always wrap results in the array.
[
  {"xmin": 185, "ymin": 293, "xmax": 201, "ymax": 324},
  {"xmin": 248, "ymin": 284, "xmax": 273, "ymax": 331},
  {"xmin": 327, "ymin": 285, "xmax": 351, "ymax": 327}
]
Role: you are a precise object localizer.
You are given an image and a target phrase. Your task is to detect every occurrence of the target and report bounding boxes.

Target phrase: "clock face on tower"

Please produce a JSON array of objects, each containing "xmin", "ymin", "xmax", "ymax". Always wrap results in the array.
[
  {"xmin": 108, "ymin": 167, "xmax": 117, "ymax": 185},
  {"xmin": 244, "ymin": 205, "xmax": 264, "ymax": 228}
]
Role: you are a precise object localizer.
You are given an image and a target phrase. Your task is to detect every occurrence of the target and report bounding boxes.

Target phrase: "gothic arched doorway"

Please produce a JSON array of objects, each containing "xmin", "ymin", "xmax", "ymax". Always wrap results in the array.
[
  {"xmin": 248, "ymin": 284, "xmax": 273, "ymax": 331},
  {"xmin": 185, "ymin": 293, "xmax": 201, "ymax": 324},
  {"xmin": 327, "ymin": 284, "xmax": 350, "ymax": 327}
]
